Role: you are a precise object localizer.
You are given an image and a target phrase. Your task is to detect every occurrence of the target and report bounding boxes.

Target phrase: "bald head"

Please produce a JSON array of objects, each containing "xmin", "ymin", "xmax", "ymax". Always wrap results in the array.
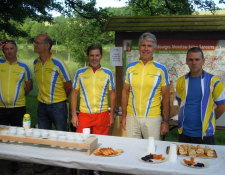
[{"xmin": 36, "ymin": 34, "xmax": 53, "ymax": 51}]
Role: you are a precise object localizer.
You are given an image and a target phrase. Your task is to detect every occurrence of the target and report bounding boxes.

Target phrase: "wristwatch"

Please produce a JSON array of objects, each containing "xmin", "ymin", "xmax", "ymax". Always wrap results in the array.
[{"xmin": 163, "ymin": 119, "xmax": 170, "ymax": 123}]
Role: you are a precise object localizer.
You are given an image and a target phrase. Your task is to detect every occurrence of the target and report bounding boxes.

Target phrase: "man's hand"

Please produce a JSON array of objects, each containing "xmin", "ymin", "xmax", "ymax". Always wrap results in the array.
[
  {"xmin": 160, "ymin": 121, "xmax": 169, "ymax": 135},
  {"xmin": 71, "ymin": 114, "xmax": 79, "ymax": 128},
  {"xmin": 121, "ymin": 117, "xmax": 126, "ymax": 130},
  {"xmin": 110, "ymin": 115, "xmax": 114, "ymax": 127},
  {"xmin": 0, "ymin": 41, "xmax": 5, "ymax": 50}
]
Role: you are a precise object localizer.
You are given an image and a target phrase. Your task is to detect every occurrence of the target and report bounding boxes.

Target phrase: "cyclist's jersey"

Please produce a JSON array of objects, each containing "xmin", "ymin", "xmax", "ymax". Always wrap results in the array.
[
  {"xmin": 73, "ymin": 66, "xmax": 115, "ymax": 114},
  {"xmin": 33, "ymin": 54, "xmax": 71, "ymax": 104},
  {"xmin": 0, "ymin": 58, "xmax": 32, "ymax": 108},
  {"xmin": 124, "ymin": 59, "xmax": 170, "ymax": 118}
]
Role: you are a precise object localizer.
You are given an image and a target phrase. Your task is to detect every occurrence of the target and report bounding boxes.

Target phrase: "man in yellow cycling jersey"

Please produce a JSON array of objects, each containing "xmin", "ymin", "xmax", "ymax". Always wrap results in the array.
[
  {"xmin": 0, "ymin": 40, "xmax": 33, "ymax": 172},
  {"xmin": 71, "ymin": 44, "xmax": 116, "ymax": 135},
  {"xmin": 122, "ymin": 32, "xmax": 170, "ymax": 140},
  {"xmin": 33, "ymin": 34, "xmax": 72, "ymax": 174}
]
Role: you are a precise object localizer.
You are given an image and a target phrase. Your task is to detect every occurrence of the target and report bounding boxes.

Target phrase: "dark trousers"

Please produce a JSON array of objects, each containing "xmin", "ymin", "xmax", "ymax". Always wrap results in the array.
[
  {"xmin": 0, "ymin": 107, "xmax": 26, "ymax": 127},
  {"xmin": 179, "ymin": 133, "xmax": 215, "ymax": 145}
]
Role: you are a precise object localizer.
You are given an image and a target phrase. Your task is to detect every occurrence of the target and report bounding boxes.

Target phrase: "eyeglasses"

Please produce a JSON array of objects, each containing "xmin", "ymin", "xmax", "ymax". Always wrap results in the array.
[
  {"xmin": 3, "ymin": 40, "xmax": 16, "ymax": 45},
  {"xmin": 33, "ymin": 41, "xmax": 46, "ymax": 45}
]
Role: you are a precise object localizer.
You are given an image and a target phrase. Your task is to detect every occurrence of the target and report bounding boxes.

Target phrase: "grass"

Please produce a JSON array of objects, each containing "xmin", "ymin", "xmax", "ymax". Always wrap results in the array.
[{"xmin": 1, "ymin": 44, "xmax": 225, "ymax": 145}]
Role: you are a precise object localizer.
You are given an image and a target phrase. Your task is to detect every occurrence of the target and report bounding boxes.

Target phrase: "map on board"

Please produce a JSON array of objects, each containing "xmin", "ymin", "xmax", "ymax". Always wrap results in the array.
[{"xmin": 124, "ymin": 40, "xmax": 225, "ymax": 89}]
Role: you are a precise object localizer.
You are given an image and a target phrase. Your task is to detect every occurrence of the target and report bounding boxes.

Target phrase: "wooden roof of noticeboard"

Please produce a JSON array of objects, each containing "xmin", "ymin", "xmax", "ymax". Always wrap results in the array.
[{"xmin": 102, "ymin": 15, "xmax": 225, "ymax": 32}]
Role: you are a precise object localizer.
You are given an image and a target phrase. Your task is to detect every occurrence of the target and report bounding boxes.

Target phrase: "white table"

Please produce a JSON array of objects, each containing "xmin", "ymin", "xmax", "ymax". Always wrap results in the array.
[{"xmin": 0, "ymin": 135, "xmax": 224, "ymax": 175}]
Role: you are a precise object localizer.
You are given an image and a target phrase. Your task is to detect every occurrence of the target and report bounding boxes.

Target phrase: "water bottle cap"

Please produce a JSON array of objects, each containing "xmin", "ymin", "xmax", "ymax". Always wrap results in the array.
[{"xmin": 24, "ymin": 114, "xmax": 30, "ymax": 117}]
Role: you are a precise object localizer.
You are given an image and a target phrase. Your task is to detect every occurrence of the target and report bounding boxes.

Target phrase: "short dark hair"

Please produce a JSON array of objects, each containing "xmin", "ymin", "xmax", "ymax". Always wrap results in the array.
[
  {"xmin": 87, "ymin": 44, "xmax": 102, "ymax": 56},
  {"xmin": 44, "ymin": 37, "xmax": 53, "ymax": 51},
  {"xmin": 186, "ymin": 47, "xmax": 204, "ymax": 59}
]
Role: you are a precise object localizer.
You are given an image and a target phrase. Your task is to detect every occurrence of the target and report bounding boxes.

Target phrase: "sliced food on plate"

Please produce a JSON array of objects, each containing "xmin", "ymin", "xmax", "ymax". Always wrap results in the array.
[{"xmin": 93, "ymin": 147, "xmax": 123, "ymax": 156}]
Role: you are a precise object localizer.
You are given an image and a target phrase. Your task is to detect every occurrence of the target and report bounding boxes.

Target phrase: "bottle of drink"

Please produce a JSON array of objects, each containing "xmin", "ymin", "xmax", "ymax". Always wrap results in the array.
[{"xmin": 23, "ymin": 114, "xmax": 31, "ymax": 129}]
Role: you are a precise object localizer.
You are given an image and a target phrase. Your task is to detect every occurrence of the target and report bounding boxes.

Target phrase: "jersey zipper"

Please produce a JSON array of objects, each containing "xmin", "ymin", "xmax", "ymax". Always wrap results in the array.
[
  {"xmin": 140, "ymin": 64, "xmax": 146, "ymax": 117},
  {"xmin": 42, "ymin": 64, "xmax": 46, "ymax": 103},
  {"xmin": 93, "ymin": 70, "xmax": 96, "ymax": 113},
  {"xmin": 7, "ymin": 65, "xmax": 12, "ymax": 107}
]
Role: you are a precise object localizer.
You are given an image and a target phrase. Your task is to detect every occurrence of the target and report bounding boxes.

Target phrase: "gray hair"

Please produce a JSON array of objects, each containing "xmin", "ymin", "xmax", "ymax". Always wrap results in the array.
[{"xmin": 138, "ymin": 32, "xmax": 157, "ymax": 48}]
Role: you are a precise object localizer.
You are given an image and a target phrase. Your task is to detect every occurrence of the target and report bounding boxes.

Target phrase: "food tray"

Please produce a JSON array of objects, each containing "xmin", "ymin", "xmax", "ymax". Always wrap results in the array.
[{"xmin": 166, "ymin": 146, "xmax": 217, "ymax": 158}]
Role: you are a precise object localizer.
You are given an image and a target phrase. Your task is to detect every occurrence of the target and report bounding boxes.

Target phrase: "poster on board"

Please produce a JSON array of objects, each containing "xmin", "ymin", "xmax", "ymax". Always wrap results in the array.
[{"xmin": 124, "ymin": 40, "xmax": 225, "ymax": 88}]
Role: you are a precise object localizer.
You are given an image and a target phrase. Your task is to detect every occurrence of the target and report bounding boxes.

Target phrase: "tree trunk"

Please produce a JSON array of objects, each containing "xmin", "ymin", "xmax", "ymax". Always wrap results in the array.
[{"xmin": 68, "ymin": 46, "xmax": 70, "ymax": 62}]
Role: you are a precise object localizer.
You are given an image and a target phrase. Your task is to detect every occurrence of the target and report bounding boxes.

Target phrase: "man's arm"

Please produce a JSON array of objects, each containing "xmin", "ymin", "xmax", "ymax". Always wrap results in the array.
[
  {"xmin": 24, "ymin": 80, "xmax": 33, "ymax": 96},
  {"xmin": 122, "ymin": 82, "xmax": 130, "ymax": 130},
  {"xmin": 215, "ymin": 104, "xmax": 225, "ymax": 119},
  {"xmin": 0, "ymin": 41, "xmax": 5, "ymax": 49},
  {"xmin": 70, "ymin": 88, "xmax": 79, "ymax": 127},
  {"xmin": 64, "ymin": 81, "xmax": 72, "ymax": 97},
  {"xmin": 109, "ymin": 89, "xmax": 116, "ymax": 127},
  {"xmin": 160, "ymin": 84, "xmax": 170, "ymax": 135}
]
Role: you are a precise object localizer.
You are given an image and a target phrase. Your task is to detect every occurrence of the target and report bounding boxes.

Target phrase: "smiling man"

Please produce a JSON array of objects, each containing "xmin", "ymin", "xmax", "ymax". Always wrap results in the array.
[
  {"xmin": 71, "ymin": 44, "xmax": 115, "ymax": 135},
  {"xmin": 122, "ymin": 32, "xmax": 170, "ymax": 140},
  {"xmin": 0, "ymin": 40, "xmax": 33, "ymax": 172},
  {"xmin": 176, "ymin": 47, "xmax": 225, "ymax": 144}
]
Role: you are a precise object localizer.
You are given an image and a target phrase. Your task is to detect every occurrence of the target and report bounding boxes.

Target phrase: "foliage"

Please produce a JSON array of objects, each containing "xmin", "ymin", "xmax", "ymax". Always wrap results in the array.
[
  {"xmin": 30, "ymin": 22, "xmax": 48, "ymax": 39},
  {"xmin": 126, "ymin": 0, "xmax": 222, "ymax": 16},
  {"xmin": 65, "ymin": 16, "xmax": 108, "ymax": 65},
  {"xmin": 0, "ymin": 0, "xmax": 63, "ymax": 37},
  {"xmin": 106, "ymin": 6, "xmax": 135, "ymax": 16}
]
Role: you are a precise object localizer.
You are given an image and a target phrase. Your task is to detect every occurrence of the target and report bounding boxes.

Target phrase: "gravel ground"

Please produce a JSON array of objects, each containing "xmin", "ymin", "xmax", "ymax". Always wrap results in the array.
[{"xmin": 0, "ymin": 159, "xmax": 128, "ymax": 175}]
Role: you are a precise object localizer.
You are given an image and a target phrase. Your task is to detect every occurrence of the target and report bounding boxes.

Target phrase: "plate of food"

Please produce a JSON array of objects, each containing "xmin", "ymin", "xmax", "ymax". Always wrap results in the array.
[
  {"xmin": 181, "ymin": 157, "xmax": 210, "ymax": 169},
  {"xmin": 166, "ymin": 144, "xmax": 217, "ymax": 158},
  {"xmin": 138, "ymin": 153, "xmax": 166, "ymax": 164},
  {"xmin": 93, "ymin": 147, "xmax": 123, "ymax": 157}
]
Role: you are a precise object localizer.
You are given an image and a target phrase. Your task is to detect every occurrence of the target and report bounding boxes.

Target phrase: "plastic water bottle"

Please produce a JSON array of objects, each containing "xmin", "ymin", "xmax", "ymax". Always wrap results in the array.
[{"xmin": 23, "ymin": 114, "xmax": 31, "ymax": 129}]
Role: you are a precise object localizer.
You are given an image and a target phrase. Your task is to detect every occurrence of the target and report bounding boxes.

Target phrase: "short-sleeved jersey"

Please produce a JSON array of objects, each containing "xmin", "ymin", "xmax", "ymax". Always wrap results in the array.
[
  {"xmin": 124, "ymin": 59, "xmax": 170, "ymax": 118},
  {"xmin": 73, "ymin": 66, "xmax": 115, "ymax": 114},
  {"xmin": 0, "ymin": 58, "xmax": 32, "ymax": 108},
  {"xmin": 33, "ymin": 54, "xmax": 71, "ymax": 104}
]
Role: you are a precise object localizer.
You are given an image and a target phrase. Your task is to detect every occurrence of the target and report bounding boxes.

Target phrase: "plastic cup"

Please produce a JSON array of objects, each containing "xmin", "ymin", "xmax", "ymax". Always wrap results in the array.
[
  {"xmin": 8, "ymin": 130, "xmax": 16, "ymax": 143},
  {"xmin": 147, "ymin": 137, "xmax": 155, "ymax": 154},
  {"xmin": 82, "ymin": 128, "xmax": 90, "ymax": 134},
  {"xmin": 76, "ymin": 137, "xmax": 84, "ymax": 150},
  {"xmin": 17, "ymin": 130, "xmax": 25, "ymax": 143},
  {"xmin": 67, "ymin": 135, "xmax": 75, "ymax": 149},
  {"xmin": 41, "ymin": 131, "xmax": 49, "ymax": 137},
  {"xmin": 33, "ymin": 132, "xmax": 41, "ymax": 145},
  {"xmin": 25, "ymin": 129, "xmax": 33, "ymax": 136},
  {"xmin": 59, "ymin": 135, "xmax": 67, "ymax": 148},
  {"xmin": 50, "ymin": 133, "xmax": 58, "ymax": 147},
  {"xmin": 1, "ymin": 130, "xmax": 9, "ymax": 142},
  {"xmin": 168, "ymin": 144, "xmax": 177, "ymax": 162}
]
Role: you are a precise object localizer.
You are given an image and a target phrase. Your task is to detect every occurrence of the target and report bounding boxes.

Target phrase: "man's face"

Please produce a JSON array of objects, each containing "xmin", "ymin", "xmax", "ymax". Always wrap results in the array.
[
  {"xmin": 3, "ymin": 43, "xmax": 17, "ymax": 60},
  {"xmin": 138, "ymin": 40, "xmax": 156, "ymax": 61},
  {"xmin": 87, "ymin": 49, "xmax": 102, "ymax": 69},
  {"xmin": 186, "ymin": 51, "xmax": 205, "ymax": 76},
  {"xmin": 34, "ymin": 35, "xmax": 47, "ymax": 54}
]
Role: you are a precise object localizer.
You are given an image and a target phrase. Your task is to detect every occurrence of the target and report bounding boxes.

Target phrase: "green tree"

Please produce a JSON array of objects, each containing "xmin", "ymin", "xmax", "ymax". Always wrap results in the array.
[
  {"xmin": 126, "ymin": 0, "xmax": 221, "ymax": 16},
  {"xmin": 30, "ymin": 22, "xmax": 48, "ymax": 39},
  {"xmin": 0, "ymin": 0, "xmax": 63, "ymax": 37}
]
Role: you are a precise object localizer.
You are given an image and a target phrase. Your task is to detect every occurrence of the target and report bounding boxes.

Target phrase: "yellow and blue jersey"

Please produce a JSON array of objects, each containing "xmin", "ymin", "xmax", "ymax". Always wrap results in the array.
[
  {"xmin": 0, "ymin": 58, "xmax": 32, "ymax": 108},
  {"xmin": 124, "ymin": 59, "xmax": 170, "ymax": 118},
  {"xmin": 33, "ymin": 54, "xmax": 71, "ymax": 104},
  {"xmin": 176, "ymin": 70, "xmax": 225, "ymax": 137},
  {"xmin": 73, "ymin": 66, "xmax": 115, "ymax": 114}
]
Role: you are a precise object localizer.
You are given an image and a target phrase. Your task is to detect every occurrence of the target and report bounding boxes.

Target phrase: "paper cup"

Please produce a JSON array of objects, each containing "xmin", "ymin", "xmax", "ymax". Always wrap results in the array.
[
  {"xmin": 168, "ymin": 144, "xmax": 177, "ymax": 162},
  {"xmin": 50, "ymin": 133, "xmax": 58, "ymax": 147},
  {"xmin": 17, "ymin": 130, "xmax": 25, "ymax": 143},
  {"xmin": 59, "ymin": 135, "xmax": 66, "ymax": 148},
  {"xmin": 82, "ymin": 128, "xmax": 90, "ymax": 134},
  {"xmin": 33, "ymin": 132, "xmax": 41, "ymax": 145},
  {"xmin": 25, "ymin": 129, "xmax": 33, "ymax": 136},
  {"xmin": 1, "ymin": 130, "xmax": 8, "ymax": 142},
  {"xmin": 147, "ymin": 137, "xmax": 155, "ymax": 154},
  {"xmin": 76, "ymin": 137, "xmax": 83, "ymax": 150},
  {"xmin": 9, "ymin": 130, "xmax": 16, "ymax": 143},
  {"xmin": 67, "ymin": 135, "xmax": 75, "ymax": 149}
]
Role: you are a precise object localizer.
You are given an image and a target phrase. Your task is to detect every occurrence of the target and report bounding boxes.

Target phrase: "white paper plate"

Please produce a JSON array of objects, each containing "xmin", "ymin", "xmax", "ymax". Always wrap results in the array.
[
  {"xmin": 181, "ymin": 158, "xmax": 210, "ymax": 169},
  {"xmin": 138, "ymin": 154, "xmax": 166, "ymax": 164}
]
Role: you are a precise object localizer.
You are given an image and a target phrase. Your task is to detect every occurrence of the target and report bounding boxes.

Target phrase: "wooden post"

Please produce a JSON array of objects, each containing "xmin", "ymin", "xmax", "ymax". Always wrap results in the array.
[{"xmin": 115, "ymin": 32, "xmax": 123, "ymax": 109}]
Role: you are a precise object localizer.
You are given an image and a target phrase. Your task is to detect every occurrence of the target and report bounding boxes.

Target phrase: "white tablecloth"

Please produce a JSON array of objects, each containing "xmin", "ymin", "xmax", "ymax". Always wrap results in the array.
[{"xmin": 0, "ymin": 135, "xmax": 224, "ymax": 175}]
